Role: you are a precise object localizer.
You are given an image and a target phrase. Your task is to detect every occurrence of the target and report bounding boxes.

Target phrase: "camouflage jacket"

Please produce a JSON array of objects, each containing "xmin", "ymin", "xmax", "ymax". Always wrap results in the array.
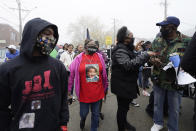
[{"xmin": 151, "ymin": 32, "xmax": 191, "ymax": 90}]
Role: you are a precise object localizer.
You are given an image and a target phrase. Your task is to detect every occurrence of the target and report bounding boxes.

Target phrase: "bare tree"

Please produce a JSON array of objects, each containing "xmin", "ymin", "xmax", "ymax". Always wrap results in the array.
[{"xmin": 67, "ymin": 16, "xmax": 113, "ymax": 47}]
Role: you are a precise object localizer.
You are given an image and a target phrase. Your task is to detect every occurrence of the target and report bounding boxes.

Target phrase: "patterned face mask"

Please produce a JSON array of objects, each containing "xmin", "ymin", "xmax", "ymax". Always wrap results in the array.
[{"xmin": 36, "ymin": 36, "xmax": 56, "ymax": 55}]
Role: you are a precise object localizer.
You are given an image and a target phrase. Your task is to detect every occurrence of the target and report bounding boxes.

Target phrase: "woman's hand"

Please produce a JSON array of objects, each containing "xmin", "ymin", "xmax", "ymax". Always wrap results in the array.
[
  {"xmin": 150, "ymin": 57, "xmax": 162, "ymax": 67},
  {"xmin": 147, "ymin": 51, "xmax": 157, "ymax": 56},
  {"xmin": 135, "ymin": 41, "xmax": 144, "ymax": 51},
  {"xmin": 68, "ymin": 92, "xmax": 73, "ymax": 105}
]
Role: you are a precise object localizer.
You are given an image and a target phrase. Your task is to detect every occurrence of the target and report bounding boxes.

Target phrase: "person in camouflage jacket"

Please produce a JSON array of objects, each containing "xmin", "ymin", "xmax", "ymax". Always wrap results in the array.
[
  {"xmin": 151, "ymin": 32, "xmax": 190, "ymax": 90},
  {"xmin": 150, "ymin": 16, "xmax": 191, "ymax": 131}
]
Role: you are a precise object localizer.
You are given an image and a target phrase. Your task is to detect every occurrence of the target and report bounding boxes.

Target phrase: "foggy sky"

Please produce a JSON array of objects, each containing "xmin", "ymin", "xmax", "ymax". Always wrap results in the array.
[{"xmin": 0, "ymin": 0, "xmax": 196, "ymax": 44}]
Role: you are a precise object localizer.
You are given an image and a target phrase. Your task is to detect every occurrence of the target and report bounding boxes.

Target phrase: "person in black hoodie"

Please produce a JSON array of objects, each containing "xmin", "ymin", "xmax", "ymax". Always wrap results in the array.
[
  {"xmin": 0, "ymin": 18, "xmax": 69, "ymax": 131},
  {"xmin": 181, "ymin": 32, "xmax": 196, "ymax": 131},
  {"xmin": 181, "ymin": 32, "xmax": 196, "ymax": 77},
  {"xmin": 111, "ymin": 26, "xmax": 156, "ymax": 131}
]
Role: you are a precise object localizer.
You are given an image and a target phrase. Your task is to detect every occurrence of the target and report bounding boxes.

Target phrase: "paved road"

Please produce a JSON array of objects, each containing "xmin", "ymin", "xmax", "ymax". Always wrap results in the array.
[{"xmin": 68, "ymin": 89, "xmax": 194, "ymax": 131}]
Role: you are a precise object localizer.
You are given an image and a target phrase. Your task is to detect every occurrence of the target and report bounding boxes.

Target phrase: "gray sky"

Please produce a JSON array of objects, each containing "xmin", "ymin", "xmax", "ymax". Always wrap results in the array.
[{"xmin": 0, "ymin": 0, "xmax": 196, "ymax": 44}]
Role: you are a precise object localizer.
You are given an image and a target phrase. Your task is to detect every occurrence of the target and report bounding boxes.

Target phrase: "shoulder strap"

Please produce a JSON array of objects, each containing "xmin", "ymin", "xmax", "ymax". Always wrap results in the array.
[{"xmin": 175, "ymin": 63, "xmax": 181, "ymax": 85}]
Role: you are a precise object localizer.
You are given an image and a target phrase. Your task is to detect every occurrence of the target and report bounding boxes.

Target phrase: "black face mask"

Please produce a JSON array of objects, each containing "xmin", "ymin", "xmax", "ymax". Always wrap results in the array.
[
  {"xmin": 160, "ymin": 28, "xmax": 173, "ymax": 39},
  {"xmin": 87, "ymin": 46, "xmax": 98, "ymax": 55},
  {"xmin": 9, "ymin": 49, "xmax": 15, "ymax": 54},
  {"xmin": 128, "ymin": 38, "xmax": 135, "ymax": 50}
]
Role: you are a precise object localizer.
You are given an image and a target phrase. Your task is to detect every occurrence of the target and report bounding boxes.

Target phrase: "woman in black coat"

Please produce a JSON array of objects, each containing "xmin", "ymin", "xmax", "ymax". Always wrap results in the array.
[{"xmin": 111, "ymin": 26, "xmax": 155, "ymax": 131}]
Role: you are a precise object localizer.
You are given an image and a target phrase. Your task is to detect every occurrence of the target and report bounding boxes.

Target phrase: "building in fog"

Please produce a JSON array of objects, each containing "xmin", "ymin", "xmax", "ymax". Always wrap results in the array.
[{"xmin": 0, "ymin": 23, "xmax": 20, "ymax": 48}]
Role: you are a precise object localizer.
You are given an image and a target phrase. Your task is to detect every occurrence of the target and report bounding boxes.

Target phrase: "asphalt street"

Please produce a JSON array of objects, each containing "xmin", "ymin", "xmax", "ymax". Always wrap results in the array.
[{"xmin": 68, "ymin": 89, "xmax": 194, "ymax": 131}]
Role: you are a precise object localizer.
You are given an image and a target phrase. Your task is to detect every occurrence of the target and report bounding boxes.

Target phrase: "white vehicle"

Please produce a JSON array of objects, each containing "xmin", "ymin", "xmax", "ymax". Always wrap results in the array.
[{"xmin": 0, "ymin": 47, "xmax": 7, "ymax": 64}]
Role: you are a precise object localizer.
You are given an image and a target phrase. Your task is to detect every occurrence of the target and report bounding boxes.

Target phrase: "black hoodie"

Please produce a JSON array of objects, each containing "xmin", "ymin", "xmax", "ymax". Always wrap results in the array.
[
  {"xmin": 181, "ymin": 32, "xmax": 196, "ymax": 77},
  {"xmin": 0, "ymin": 18, "xmax": 69, "ymax": 131}
]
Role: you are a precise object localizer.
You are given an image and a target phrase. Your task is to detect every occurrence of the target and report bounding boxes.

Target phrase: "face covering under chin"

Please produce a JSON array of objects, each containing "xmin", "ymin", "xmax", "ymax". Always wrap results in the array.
[
  {"xmin": 87, "ymin": 46, "xmax": 98, "ymax": 55},
  {"xmin": 160, "ymin": 28, "xmax": 173, "ymax": 38},
  {"xmin": 36, "ymin": 36, "xmax": 56, "ymax": 55}
]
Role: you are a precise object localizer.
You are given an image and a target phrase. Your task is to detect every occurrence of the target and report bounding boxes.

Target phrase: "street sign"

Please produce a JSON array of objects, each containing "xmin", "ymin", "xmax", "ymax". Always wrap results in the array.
[{"xmin": 105, "ymin": 36, "xmax": 112, "ymax": 45}]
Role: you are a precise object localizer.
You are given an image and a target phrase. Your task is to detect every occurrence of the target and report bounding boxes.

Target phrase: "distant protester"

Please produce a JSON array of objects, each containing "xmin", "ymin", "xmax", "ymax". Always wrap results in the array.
[
  {"xmin": 5, "ymin": 44, "xmax": 19, "ymax": 61},
  {"xmin": 56, "ymin": 48, "xmax": 64, "ymax": 59},
  {"xmin": 74, "ymin": 44, "xmax": 84, "ymax": 58},
  {"xmin": 141, "ymin": 41, "xmax": 152, "ymax": 96},
  {"xmin": 60, "ymin": 44, "xmax": 75, "ymax": 71},
  {"xmin": 63, "ymin": 43, "xmax": 69, "ymax": 51},
  {"xmin": 95, "ymin": 41, "xmax": 109, "ymax": 65}
]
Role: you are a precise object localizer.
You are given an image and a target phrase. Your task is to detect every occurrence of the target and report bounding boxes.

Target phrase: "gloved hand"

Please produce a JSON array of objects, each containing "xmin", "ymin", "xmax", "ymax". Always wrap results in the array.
[
  {"xmin": 68, "ymin": 98, "xmax": 73, "ymax": 105},
  {"xmin": 68, "ymin": 92, "xmax": 73, "ymax": 105},
  {"xmin": 169, "ymin": 54, "xmax": 180, "ymax": 68},
  {"xmin": 61, "ymin": 126, "xmax": 68, "ymax": 131}
]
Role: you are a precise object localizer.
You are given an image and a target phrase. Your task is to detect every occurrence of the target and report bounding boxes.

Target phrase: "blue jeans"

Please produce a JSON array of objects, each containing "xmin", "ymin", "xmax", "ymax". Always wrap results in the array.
[
  {"xmin": 138, "ymin": 71, "xmax": 143, "ymax": 87},
  {"xmin": 142, "ymin": 74, "xmax": 149, "ymax": 89},
  {"xmin": 80, "ymin": 101, "xmax": 100, "ymax": 131},
  {"xmin": 153, "ymin": 86, "xmax": 181, "ymax": 131}
]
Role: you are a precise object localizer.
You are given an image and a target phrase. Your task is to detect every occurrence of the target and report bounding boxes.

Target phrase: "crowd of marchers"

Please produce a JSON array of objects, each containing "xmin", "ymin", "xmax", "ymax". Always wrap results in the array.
[{"xmin": 1, "ymin": 16, "xmax": 196, "ymax": 131}]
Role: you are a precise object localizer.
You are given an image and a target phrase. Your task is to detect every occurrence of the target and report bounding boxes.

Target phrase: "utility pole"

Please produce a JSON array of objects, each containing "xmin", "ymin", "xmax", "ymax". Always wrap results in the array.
[
  {"xmin": 164, "ymin": 0, "xmax": 167, "ymax": 19},
  {"xmin": 160, "ymin": 0, "xmax": 168, "ymax": 19},
  {"xmin": 113, "ymin": 18, "xmax": 116, "ymax": 45},
  {"xmin": 16, "ymin": 0, "xmax": 22, "ymax": 42},
  {"xmin": 14, "ymin": 1, "xmax": 35, "ymax": 42}
]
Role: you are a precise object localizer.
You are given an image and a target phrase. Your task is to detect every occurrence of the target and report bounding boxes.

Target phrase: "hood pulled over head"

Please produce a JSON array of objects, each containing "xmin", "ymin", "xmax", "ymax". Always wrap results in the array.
[{"xmin": 20, "ymin": 18, "xmax": 59, "ymax": 58}]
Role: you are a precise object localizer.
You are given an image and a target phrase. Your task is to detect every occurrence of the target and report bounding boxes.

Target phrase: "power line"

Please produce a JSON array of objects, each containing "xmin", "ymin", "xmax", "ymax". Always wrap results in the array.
[
  {"xmin": 0, "ymin": 17, "xmax": 18, "ymax": 26},
  {"xmin": 0, "ymin": 4, "xmax": 17, "ymax": 17},
  {"xmin": 1, "ymin": 0, "xmax": 36, "ymax": 41},
  {"xmin": 2, "ymin": 2, "xmax": 15, "ymax": 9},
  {"xmin": 9, "ymin": 7, "xmax": 30, "ymax": 12},
  {"xmin": 22, "ymin": 6, "xmax": 37, "ymax": 21},
  {"xmin": 10, "ymin": 0, "xmax": 36, "ymax": 41}
]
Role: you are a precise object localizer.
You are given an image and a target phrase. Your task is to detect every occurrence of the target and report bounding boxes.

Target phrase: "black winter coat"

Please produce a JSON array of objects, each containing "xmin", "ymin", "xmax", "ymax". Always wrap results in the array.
[
  {"xmin": 111, "ymin": 43, "xmax": 150, "ymax": 99},
  {"xmin": 181, "ymin": 32, "xmax": 196, "ymax": 77}
]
